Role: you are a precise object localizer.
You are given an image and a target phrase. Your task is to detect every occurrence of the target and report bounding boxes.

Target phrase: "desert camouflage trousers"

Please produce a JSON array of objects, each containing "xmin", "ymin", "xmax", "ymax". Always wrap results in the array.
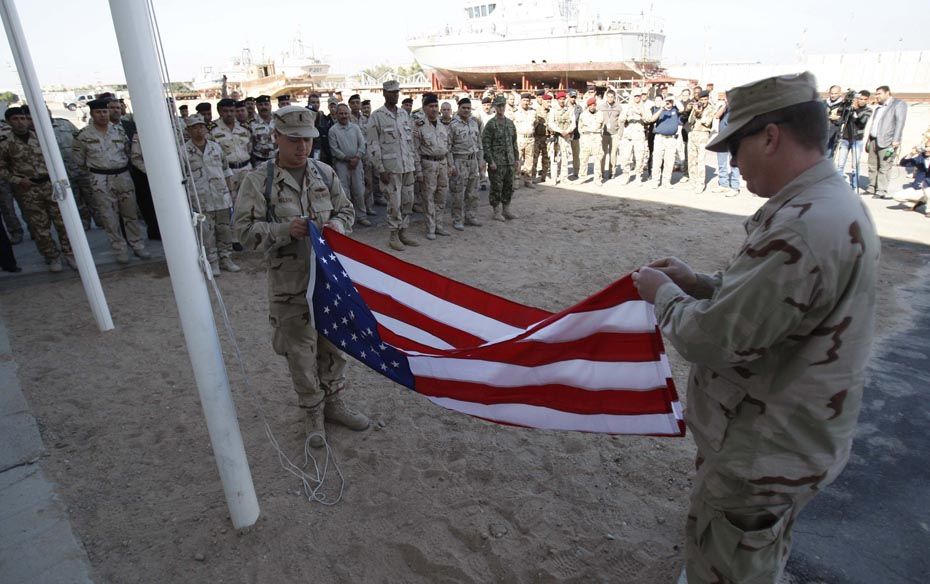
[
  {"xmin": 684, "ymin": 458, "xmax": 817, "ymax": 584},
  {"xmin": 449, "ymin": 156, "xmax": 479, "ymax": 223},
  {"xmin": 271, "ymin": 312, "xmax": 347, "ymax": 410},
  {"xmin": 89, "ymin": 170, "xmax": 145, "ymax": 252},
  {"xmin": 14, "ymin": 183, "xmax": 71, "ymax": 261},
  {"xmin": 419, "ymin": 158, "xmax": 449, "ymax": 234}
]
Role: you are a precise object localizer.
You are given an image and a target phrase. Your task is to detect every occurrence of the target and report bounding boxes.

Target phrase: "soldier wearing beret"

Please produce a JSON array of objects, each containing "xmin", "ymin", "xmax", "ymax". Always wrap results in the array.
[
  {"xmin": 277, "ymin": 94, "xmax": 291, "ymax": 108},
  {"xmin": 481, "ymin": 95, "xmax": 519, "ymax": 222},
  {"xmin": 512, "ymin": 92, "xmax": 537, "ymax": 189},
  {"xmin": 413, "ymin": 93, "xmax": 454, "ymax": 240},
  {"xmin": 211, "ymin": 97, "xmax": 253, "ymax": 202},
  {"xmin": 632, "ymin": 72, "xmax": 879, "ymax": 584},
  {"xmin": 195, "ymin": 102, "xmax": 216, "ymax": 131},
  {"xmin": 249, "ymin": 95, "xmax": 277, "ymax": 166},
  {"xmin": 532, "ymin": 94, "xmax": 552, "ymax": 182},
  {"xmin": 547, "ymin": 92, "xmax": 575, "ymax": 185},
  {"xmin": 448, "ymin": 97, "xmax": 484, "ymax": 230},
  {"xmin": 234, "ymin": 106, "xmax": 367, "ymax": 447},
  {"xmin": 577, "ymin": 96, "xmax": 606, "ymax": 186}
]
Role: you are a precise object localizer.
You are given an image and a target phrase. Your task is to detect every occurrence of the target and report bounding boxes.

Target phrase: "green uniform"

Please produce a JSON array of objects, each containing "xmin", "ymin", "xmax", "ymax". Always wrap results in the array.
[
  {"xmin": 481, "ymin": 115, "xmax": 518, "ymax": 208},
  {"xmin": 654, "ymin": 160, "xmax": 879, "ymax": 583}
]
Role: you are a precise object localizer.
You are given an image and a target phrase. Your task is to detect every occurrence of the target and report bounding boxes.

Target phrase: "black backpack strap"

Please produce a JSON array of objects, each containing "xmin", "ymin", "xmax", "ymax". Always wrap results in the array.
[{"xmin": 263, "ymin": 159, "xmax": 275, "ymax": 222}]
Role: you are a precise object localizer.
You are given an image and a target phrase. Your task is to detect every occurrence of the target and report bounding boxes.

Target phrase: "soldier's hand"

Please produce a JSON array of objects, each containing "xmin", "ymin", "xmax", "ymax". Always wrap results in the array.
[
  {"xmin": 631, "ymin": 266, "xmax": 672, "ymax": 304},
  {"xmin": 489, "ymin": 161, "xmax": 497, "ymax": 171},
  {"xmin": 289, "ymin": 218, "xmax": 310, "ymax": 239},
  {"xmin": 647, "ymin": 257, "xmax": 697, "ymax": 295},
  {"xmin": 379, "ymin": 171, "xmax": 391, "ymax": 184}
]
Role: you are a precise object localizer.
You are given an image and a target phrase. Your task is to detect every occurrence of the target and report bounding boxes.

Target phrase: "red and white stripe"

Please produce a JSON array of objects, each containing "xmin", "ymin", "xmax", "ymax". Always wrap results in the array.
[{"xmin": 325, "ymin": 229, "xmax": 685, "ymax": 437}]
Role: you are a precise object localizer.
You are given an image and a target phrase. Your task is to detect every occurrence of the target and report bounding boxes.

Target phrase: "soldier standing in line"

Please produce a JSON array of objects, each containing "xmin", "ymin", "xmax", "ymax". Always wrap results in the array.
[
  {"xmin": 234, "ymin": 100, "xmax": 251, "ymax": 127},
  {"xmin": 599, "ymin": 89, "xmax": 623, "ymax": 180},
  {"xmin": 249, "ymin": 95, "xmax": 277, "ymax": 166},
  {"xmin": 547, "ymin": 91, "xmax": 575, "ymax": 185},
  {"xmin": 368, "ymin": 80, "xmax": 418, "ymax": 252},
  {"xmin": 482, "ymin": 95, "xmax": 519, "ymax": 223},
  {"xmin": 413, "ymin": 93, "xmax": 455, "ymax": 240},
  {"xmin": 687, "ymin": 90, "xmax": 715, "ymax": 193},
  {"xmin": 184, "ymin": 114, "xmax": 239, "ymax": 276},
  {"xmin": 448, "ymin": 98, "xmax": 484, "ymax": 231},
  {"xmin": 568, "ymin": 89, "xmax": 582, "ymax": 178},
  {"xmin": 577, "ymin": 97, "xmax": 606, "ymax": 186},
  {"xmin": 532, "ymin": 93, "xmax": 552, "ymax": 183},
  {"xmin": 0, "ymin": 114, "xmax": 24, "ymax": 244},
  {"xmin": 328, "ymin": 103, "xmax": 370, "ymax": 227},
  {"xmin": 440, "ymin": 101, "xmax": 453, "ymax": 125},
  {"xmin": 477, "ymin": 96, "xmax": 494, "ymax": 191},
  {"xmin": 0, "ymin": 107, "xmax": 74, "ymax": 272},
  {"xmin": 234, "ymin": 106, "xmax": 367, "ymax": 448},
  {"xmin": 277, "ymin": 94, "xmax": 291, "ymax": 108},
  {"xmin": 512, "ymin": 93, "xmax": 537, "ymax": 190},
  {"xmin": 620, "ymin": 89, "xmax": 649, "ymax": 185},
  {"xmin": 50, "ymin": 112, "xmax": 94, "ymax": 231},
  {"xmin": 359, "ymin": 99, "xmax": 386, "ymax": 209},
  {"xmin": 401, "ymin": 98, "xmax": 414, "ymax": 116},
  {"xmin": 72, "ymin": 99, "xmax": 149, "ymax": 264},
  {"xmin": 195, "ymin": 102, "xmax": 216, "ymax": 131},
  {"xmin": 243, "ymin": 97, "xmax": 256, "ymax": 123},
  {"xmin": 178, "ymin": 104, "xmax": 189, "ymax": 121},
  {"xmin": 210, "ymin": 97, "xmax": 253, "ymax": 202},
  {"xmin": 633, "ymin": 71, "xmax": 878, "ymax": 584}
]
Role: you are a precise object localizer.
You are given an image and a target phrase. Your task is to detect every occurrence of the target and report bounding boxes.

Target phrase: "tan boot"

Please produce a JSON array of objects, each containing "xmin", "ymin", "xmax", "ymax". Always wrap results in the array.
[
  {"xmin": 398, "ymin": 229, "xmax": 419, "ymax": 246},
  {"xmin": 305, "ymin": 407, "xmax": 326, "ymax": 448},
  {"xmin": 219, "ymin": 257, "xmax": 241, "ymax": 272},
  {"xmin": 435, "ymin": 225, "xmax": 450, "ymax": 236},
  {"xmin": 465, "ymin": 217, "xmax": 483, "ymax": 227},
  {"xmin": 492, "ymin": 206, "xmax": 505, "ymax": 222},
  {"xmin": 209, "ymin": 260, "xmax": 220, "ymax": 277},
  {"xmin": 324, "ymin": 397, "xmax": 370, "ymax": 431},
  {"xmin": 115, "ymin": 248, "xmax": 130, "ymax": 264},
  {"xmin": 48, "ymin": 257, "xmax": 63, "ymax": 273},
  {"xmin": 502, "ymin": 205, "xmax": 517, "ymax": 220},
  {"xmin": 389, "ymin": 230, "xmax": 405, "ymax": 251}
]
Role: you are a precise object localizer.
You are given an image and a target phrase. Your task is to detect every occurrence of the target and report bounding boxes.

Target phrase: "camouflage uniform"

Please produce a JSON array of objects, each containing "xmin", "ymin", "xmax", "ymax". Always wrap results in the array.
[
  {"xmin": 413, "ymin": 116, "xmax": 453, "ymax": 236},
  {"xmin": 620, "ymin": 100, "xmax": 648, "ymax": 180},
  {"xmin": 481, "ymin": 114, "xmax": 519, "ymax": 214},
  {"xmin": 687, "ymin": 103, "xmax": 716, "ymax": 193},
  {"xmin": 547, "ymin": 103, "xmax": 575, "ymax": 184},
  {"xmin": 185, "ymin": 138, "xmax": 233, "ymax": 266},
  {"xmin": 512, "ymin": 105, "xmax": 537, "ymax": 187},
  {"xmin": 599, "ymin": 100, "xmax": 623, "ymax": 176},
  {"xmin": 532, "ymin": 102, "xmax": 551, "ymax": 181},
  {"xmin": 234, "ymin": 159, "xmax": 355, "ymax": 411},
  {"xmin": 210, "ymin": 120, "xmax": 252, "ymax": 200},
  {"xmin": 249, "ymin": 115, "xmax": 277, "ymax": 166},
  {"xmin": 577, "ymin": 108, "xmax": 606, "ymax": 185},
  {"xmin": 0, "ymin": 125, "xmax": 22, "ymax": 241},
  {"xmin": 51, "ymin": 117, "xmax": 94, "ymax": 230},
  {"xmin": 367, "ymin": 105, "xmax": 416, "ymax": 232},
  {"xmin": 72, "ymin": 122, "xmax": 146, "ymax": 254},
  {"xmin": 448, "ymin": 113, "xmax": 483, "ymax": 227},
  {"xmin": 0, "ymin": 130, "xmax": 72, "ymax": 261},
  {"xmin": 653, "ymin": 159, "xmax": 878, "ymax": 583}
]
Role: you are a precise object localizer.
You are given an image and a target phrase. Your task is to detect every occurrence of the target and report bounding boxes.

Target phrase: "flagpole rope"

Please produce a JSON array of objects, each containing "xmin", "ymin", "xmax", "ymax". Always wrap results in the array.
[{"xmin": 142, "ymin": 0, "xmax": 345, "ymax": 506}]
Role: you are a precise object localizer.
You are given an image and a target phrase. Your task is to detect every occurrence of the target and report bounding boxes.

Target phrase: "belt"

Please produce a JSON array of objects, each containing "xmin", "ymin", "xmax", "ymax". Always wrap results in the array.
[
  {"xmin": 88, "ymin": 165, "xmax": 130, "ymax": 175},
  {"xmin": 420, "ymin": 154, "xmax": 447, "ymax": 162},
  {"xmin": 625, "ymin": 120, "xmax": 644, "ymax": 126},
  {"xmin": 229, "ymin": 159, "xmax": 251, "ymax": 169},
  {"xmin": 581, "ymin": 131, "xmax": 600, "ymax": 135},
  {"xmin": 520, "ymin": 133, "xmax": 535, "ymax": 137},
  {"xmin": 452, "ymin": 153, "xmax": 477, "ymax": 160},
  {"xmin": 251, "ymin": 155, "xmax": 272, "ymax": 163},
  {"xmin": 29, "ymin": 174, "xmax": 50, "ymax": 184}
]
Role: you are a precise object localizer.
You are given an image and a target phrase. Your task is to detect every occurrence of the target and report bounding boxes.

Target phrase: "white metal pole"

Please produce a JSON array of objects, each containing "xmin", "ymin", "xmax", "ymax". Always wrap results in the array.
[
  {"xmin": 0, "ymin": 0, "xmax": 113, "ymax": 332},
  {"xmin": 107, "ymin": 0, "xmax": 259, "ymax": 529}
]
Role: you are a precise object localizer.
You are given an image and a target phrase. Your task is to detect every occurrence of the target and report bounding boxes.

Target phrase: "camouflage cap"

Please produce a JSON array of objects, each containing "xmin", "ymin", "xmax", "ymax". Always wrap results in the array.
[
  {"xmin": 273, "ymin": 105, "xmax": 319, "ymax": 139},
  {"xmin": 492, "ymin": 95, "xmax": 507, "ymax": 106},
  {"xmin": 185, "ymin": 114, "xmax": 206, "ymax": 128},
  {"xmin": 706, "ymin": 71, "xmax": 819, "ymax": 153},
  {"xmin": 383, "ymin": 80, "xmax": 400, "ymax": 92}
]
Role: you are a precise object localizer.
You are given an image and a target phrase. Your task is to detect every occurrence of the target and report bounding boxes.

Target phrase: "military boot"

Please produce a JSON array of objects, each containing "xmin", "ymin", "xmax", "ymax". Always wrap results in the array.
[
  {"xmin": 398, "ymin": 229, "xmax": 419, "ymax": 246},
  {"xmin": 115, "ymin": 248, "xmax": 130, "ymax": 264},
  {"xmin": 389, "ymin": 230, "xmax": 405, "ymax": 251},
  {"xmin": 465, "ymin": 216, "xmax": 483, "ymax": 227},
  {"xmin": 48, "ymin": 257, "xmax": 63, "ymax": 273},
  {"xmin": 502, "ymin": 205, "xmax": 517, "ymax": 220},
  {"xmin": 492, "ymin": 206, "xmax": 505, "ymax": 222},
  {"xmin": 324, "ymin": 397, "xmax": 370, "ymax": 431},
  {"xmin": 219, "ymin": 257, "xmax": 241, "ymax": 272},
  {"xmin": 133, "ymin": 247, "xmax": 152, "ymax": 259},
  {"xmin": 64, "ymin": 255, "xmax": 77, "ymax": 270},
  {"xmin": 305, "ymin": 406, "xmax": 326, "ymax": 448},
  {"xmin": 209, "ymin": 260, "xmax": 221, "ymax": 277},
  {"xmin": 435, "ymin": 225, "xmax": 450, "ymax": 237}
]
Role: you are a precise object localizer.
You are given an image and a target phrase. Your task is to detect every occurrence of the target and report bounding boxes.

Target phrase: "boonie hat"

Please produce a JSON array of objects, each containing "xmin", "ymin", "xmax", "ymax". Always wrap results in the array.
[
  {"xmin": 273, "ymin": 105, "xmax": 320, "ymax": 138},
  {"xmin": 185, "ymin": 114, "xmax": 206, "ymax": 127},
  {"xmin": 383, "ymin": 80, "xmax": 400, "ymax": 92},
  {"xmin": 706, "ymin": 71, "xmax": 819, "ymax": 153}
]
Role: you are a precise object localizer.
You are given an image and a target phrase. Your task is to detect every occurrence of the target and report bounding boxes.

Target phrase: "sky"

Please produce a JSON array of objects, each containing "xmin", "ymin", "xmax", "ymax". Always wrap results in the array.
[{"xmin": 0, "ymin": 0, "xmax": 925, "ymax": 92}]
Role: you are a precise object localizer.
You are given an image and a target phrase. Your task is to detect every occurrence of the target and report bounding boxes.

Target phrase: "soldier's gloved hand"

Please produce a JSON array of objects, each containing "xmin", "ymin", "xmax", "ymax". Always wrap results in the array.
[
  {"xmin": 288, "ymin": 218, "xmax": 310, "ymax": 239},
  {"xmin": 647, "ymin": 257, "xmax": 697, "ymax": 296},
  {"xmin": 631, "ymin": 266, "xmax": 671, "ymax": 304}
]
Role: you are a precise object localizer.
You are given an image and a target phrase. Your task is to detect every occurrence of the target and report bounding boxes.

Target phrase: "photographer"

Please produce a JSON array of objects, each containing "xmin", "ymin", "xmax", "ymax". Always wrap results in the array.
[
  {"xmin": 835, "ymin": 90, "xmax": 872, "ymax": 191},
  {"xmin": 891, "ymin": 142, "xmax": 930, "ymax": 214},
  {"xmin": 824, "ymin": 85, "xmax": 848, "ymax": 157}
]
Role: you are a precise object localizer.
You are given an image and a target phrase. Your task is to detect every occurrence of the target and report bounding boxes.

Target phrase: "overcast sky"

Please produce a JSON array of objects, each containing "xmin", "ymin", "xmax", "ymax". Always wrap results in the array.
[{"xmin": 0, "ymin": 0, "xmax": 924, "ymax": 91}]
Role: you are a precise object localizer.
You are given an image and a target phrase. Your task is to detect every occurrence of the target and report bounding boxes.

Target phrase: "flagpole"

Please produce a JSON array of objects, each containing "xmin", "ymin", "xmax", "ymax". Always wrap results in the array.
[
  {"xmin": 107, "ymin": 0, "xmax": 259, "ymax": 529},
  {"xmin": 0, "ymin": 0, "xmax": 113, "ymax": 332}
]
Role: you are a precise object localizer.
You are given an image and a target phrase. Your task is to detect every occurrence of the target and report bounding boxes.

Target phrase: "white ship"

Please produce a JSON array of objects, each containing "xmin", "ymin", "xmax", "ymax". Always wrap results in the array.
[{"xmin": 407, "ymin": 0, "xmax": 665, "ymax": 89}]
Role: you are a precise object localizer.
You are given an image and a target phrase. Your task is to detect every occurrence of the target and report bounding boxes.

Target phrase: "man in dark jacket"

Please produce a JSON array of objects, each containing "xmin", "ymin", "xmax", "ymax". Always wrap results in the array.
[{"xmin": 834, "ymin": 90, "xmax": 871, "ymax": 191}]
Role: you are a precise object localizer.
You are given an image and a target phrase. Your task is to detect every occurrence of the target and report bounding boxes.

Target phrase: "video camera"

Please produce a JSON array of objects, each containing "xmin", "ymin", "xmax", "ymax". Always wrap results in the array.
[{"xmin": 841, "ymin": 89, "xmax": 857, "ymax": 106}]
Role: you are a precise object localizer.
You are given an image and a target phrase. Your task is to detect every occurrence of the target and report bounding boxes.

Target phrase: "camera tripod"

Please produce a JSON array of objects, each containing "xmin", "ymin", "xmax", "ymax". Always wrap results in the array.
[{"xmin": 834, "ymin": 92, "xmax": 862, "ymax": 193}]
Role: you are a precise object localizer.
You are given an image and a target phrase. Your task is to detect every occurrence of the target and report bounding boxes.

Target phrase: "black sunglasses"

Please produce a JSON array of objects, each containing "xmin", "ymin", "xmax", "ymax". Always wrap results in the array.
[{"xmin": 728, "ymin": 120, "xmax": 785, "ymax": 158}]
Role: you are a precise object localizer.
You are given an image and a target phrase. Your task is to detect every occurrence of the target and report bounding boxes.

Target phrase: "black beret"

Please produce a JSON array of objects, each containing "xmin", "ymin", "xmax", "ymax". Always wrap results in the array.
[
  {"xmin": 255, "ymin": 95, "xmax": 271, "ymax": 103},
  {"xmin": 244, "ymin": 96, "xmax": 255, "ymax": 103},
  {"xmin": 360, "ymin": 99, "xmax": 371, "ymax": 106},
  {"xmin": 87, "ymin": 99, "xmax": 110, "ymax": 111},
  {"xmin": 195, "ymin": 102, "xmax": 212, "ymax": 112},
  {"xmin": 277, "ymin": 94, "xmax": 291, "ymax": 101},
  {"xmin": 521, "ymin": 93, "xmax": 532, "ymax": 99},
  {"xmin": 235, "ymin": 100, "xmax": 246, "ymax": 107},
  {"xmin": 348, "ymin": 94, "xmax": 360, "ymax": 101},
  {"xmin": 481, "ymin": 97, "xmax": 492, "ymax": 104},
  {"xmin": 20, "ymin": 105, "xmax": 30, "ymax": 114},
  {"xmin": 217, "ymin": 98, "xmax": 236, "ymax": 108},
  {"xmin": 402, "ymin": 98, "xmax": 414, "ymax": 105},
  {"xmin": 699, "ymin": 90, "xmax": 710, "ymax": 98},
  {"xmin": 535, "ymin": 89, "xmax": 544, "ymax": 96},
  {"xmin": 178, "ymin": 104, "xmax": 188, "ymax": 111},
  {"xmin": 422, "ymin": 93, "xmax": 439, "ymax": 106},
  {"xmin": 4, "ymin": 107, "xmax": 22, "ymax": 120},
  {"xmin": 457, "ymin": 97, "xmax": 471, "ymax": 105}
]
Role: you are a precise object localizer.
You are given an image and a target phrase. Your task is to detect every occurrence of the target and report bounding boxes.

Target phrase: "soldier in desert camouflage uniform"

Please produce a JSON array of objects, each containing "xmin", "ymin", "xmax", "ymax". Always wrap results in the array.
[
  {"xmin": 532, "ymin": 94, "xmax": 552, "ymax": 182},
  {"xmin": 448, "ymin": 97, "xmax": 484, "ymax": 231},
  {"xmin": 412, "ymin": 93, "xmax": 454, "ymax": 240},
  {"xmin": 234, "ymin": 106, "xmax": 367, "ymax": 448},
  {"xmin": 632, "ymin": 72, "xmax": 879, "ymax": 584},
  {"xmin": 512, "ymin": 93, "xmax": 537, "ymax": 189}
]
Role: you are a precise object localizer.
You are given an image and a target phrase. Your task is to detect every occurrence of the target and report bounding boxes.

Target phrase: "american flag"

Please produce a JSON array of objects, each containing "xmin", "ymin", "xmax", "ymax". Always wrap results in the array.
[{"xmin": 307, "ymin": 223, "xmax": 684, "ymax": 436}]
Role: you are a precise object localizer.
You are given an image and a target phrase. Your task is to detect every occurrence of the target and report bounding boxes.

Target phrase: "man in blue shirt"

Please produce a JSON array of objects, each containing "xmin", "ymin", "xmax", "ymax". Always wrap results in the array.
[{"xmin": 647, "ymin": 97, "xmax": 681, "ymax": 188}]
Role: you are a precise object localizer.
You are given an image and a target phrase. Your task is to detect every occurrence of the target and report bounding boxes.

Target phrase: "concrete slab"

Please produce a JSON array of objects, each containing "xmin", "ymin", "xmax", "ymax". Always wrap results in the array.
[{"xmin": 0, "ymin": 321, "xmax": 43, "ymax": 472}]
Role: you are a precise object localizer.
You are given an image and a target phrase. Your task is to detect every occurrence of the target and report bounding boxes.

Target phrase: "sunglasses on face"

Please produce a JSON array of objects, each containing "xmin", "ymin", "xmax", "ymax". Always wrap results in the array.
[{"xmin": 728, "ymin": 120, "xmax": 785, "ymax": 158}]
